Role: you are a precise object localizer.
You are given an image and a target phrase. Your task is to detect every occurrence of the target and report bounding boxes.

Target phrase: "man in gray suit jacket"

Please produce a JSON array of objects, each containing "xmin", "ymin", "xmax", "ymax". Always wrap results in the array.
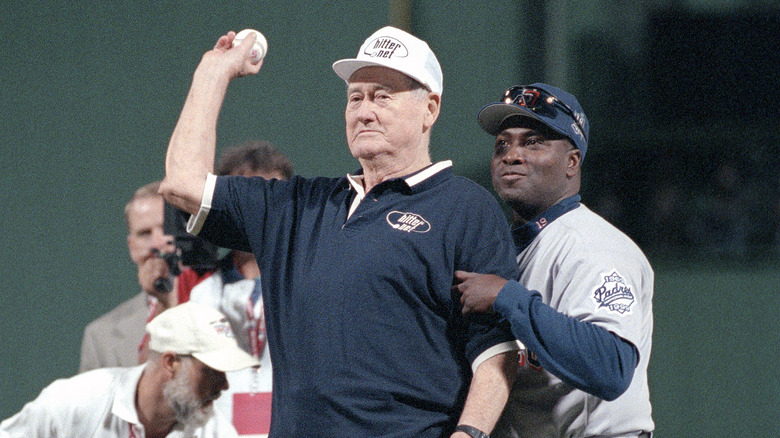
[{"xmin": 79, "ymin": 181, "xmax": 177, "ymax": 372}]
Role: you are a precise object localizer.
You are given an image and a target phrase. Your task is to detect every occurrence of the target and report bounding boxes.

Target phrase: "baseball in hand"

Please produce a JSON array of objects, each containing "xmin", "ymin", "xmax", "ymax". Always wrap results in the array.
[{"xmin": 233, "ymin": 29, "xmax": 268, "ymax": 62}]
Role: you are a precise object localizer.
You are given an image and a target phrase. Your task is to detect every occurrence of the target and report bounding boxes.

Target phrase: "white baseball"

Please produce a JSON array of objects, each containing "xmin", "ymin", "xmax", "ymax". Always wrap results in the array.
[{"xmin": 233, "ymin": 29, "xmax": 268, "ymax": 62}]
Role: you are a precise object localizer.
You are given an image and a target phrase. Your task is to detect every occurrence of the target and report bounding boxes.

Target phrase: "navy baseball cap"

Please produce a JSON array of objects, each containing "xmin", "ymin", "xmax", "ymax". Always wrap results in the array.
[{"xmin": 477, "ymin": 83, "xmax": 589, "ymax": 159}]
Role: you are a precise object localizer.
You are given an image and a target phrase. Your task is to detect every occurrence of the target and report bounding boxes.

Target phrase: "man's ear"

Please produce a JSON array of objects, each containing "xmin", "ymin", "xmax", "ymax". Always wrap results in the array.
[
  {"xmin": 161, "ymin": 351, "xmax": 180, "ymax": 377},
  {"xmin": 566, "ymin": 148, "xmax": 581, "ymax": 178},
  {"xmin": 423, "ymin": 92, "xmax": 441, "ymax": 130}
]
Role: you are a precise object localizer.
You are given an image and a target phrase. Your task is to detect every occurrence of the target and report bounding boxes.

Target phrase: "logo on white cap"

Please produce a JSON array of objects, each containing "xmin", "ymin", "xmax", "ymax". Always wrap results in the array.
[
  {"xmin": 363, "ymin": 36, "xmax": 409, "ymax": 60},
  {"xmin": 211, "ymin": 318, "xmax": 235, "ymax": 338}
]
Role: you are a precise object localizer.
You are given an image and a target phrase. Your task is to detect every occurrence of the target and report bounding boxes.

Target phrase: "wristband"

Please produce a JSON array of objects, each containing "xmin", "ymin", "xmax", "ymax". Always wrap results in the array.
[{"xmin": 454, "ymin": 424, "xmax": 490, "ymax": 438}]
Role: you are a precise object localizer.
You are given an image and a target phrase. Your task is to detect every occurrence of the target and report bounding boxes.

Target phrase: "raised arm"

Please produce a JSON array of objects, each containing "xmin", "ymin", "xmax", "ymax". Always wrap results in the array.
[{"xmin": 160, "ymin": 31, "xmax": 264, "ymax": 214}]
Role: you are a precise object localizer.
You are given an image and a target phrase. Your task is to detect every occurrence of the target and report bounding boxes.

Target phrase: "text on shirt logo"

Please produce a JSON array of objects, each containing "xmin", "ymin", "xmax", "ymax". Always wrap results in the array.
[
  {"xmin": 386, "ymin": 211, "xmax": 431, "ymax": 233},
  {"xmin": 592, "ymin": 271, "xmax": 635, "ymax": 314}
]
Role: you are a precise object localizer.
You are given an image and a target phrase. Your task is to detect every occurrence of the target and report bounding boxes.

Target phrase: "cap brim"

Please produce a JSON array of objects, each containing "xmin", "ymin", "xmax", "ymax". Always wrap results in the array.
[
  {"xmin": 333, "ymin": 59, "xmax": 381, "ymax": 82},
  {"xmin": 193, "ymin": 348, "xmax": 261, "ymax": 372},
  {"xmin": 477, "ymin": 103, "xmax": 547, "ymax": 136},
  {"xmin": 332, "ymin": 58, "xmax": 434, "ymax": 93}
]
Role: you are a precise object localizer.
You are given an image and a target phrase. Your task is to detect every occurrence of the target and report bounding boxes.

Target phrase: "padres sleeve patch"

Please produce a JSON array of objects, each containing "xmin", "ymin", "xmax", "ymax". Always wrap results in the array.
[{"xmin": 592, "ymin": 270, "xmax": 635, "ymax": 315}]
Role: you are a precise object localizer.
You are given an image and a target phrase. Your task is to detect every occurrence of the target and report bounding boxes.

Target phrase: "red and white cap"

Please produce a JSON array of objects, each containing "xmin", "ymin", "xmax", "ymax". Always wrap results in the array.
[{"xmin": 333, "ymin": 26, "xmax": 443, "ymax": 94}]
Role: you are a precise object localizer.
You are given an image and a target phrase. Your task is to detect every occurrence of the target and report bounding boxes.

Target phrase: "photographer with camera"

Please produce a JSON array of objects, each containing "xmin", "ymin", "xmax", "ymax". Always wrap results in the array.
[{"xmin": 80, "ymin": 181, "xmax": 213, "ymax": 372}]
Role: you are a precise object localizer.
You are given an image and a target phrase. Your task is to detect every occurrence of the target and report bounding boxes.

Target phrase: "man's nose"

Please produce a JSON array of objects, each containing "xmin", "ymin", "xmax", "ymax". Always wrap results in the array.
[
  {"xmin": 355, "ymin": 100, "xmax": 378, "ymax": 124},
  {"xmin": 152, "ymin": 231, "xmax": 174, "ymax": 251},
  {"xmin": 502, "ymin": 144, "xmax": 524, "ymax": 164}
]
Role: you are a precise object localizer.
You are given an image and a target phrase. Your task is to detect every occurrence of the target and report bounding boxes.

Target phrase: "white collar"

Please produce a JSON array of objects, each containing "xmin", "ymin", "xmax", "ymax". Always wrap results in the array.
[{"xmin": 111, "ymin": 364, "xmax": 147, "ymax": 425}]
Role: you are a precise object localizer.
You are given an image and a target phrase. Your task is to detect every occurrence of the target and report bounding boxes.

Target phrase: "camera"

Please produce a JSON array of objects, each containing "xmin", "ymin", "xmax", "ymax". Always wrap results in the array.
[{"xmin": 154, "ymin": 201, "xmax": 220, "ymax": 292}]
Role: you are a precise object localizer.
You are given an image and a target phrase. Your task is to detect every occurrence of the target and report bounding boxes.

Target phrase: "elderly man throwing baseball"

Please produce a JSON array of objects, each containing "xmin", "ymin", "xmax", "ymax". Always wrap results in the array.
[{"xmin": 160, "ymin": 27, "xmax": 520, "ymax": 438}]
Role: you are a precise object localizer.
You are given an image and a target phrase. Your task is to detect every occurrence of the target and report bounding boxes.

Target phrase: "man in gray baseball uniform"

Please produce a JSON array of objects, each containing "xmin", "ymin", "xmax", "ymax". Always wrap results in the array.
[{"xmin": 453, "ymin": 83, "xmax": 654, "ymax": 437}]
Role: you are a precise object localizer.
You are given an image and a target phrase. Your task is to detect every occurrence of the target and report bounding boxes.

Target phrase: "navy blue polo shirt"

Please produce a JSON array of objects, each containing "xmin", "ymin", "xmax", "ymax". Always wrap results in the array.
[{"xmin": 196, "ymin": 162, "xmax": 519, "ymax": 437}]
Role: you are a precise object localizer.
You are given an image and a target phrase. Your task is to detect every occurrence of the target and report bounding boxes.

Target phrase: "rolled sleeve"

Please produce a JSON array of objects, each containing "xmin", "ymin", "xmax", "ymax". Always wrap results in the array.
[
  {"xmin": 186, "ymin": 172, "xmax": 218, "ymax": 235},
  {"xmin": 471, "ymin": 340, "xmax": 519, "ymax": 373}
]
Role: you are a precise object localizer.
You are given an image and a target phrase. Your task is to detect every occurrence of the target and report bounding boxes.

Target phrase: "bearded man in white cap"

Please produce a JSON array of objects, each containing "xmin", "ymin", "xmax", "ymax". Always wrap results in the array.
[
  {"xmin": 1, "ymin": 302, "xmax": 260, "ymax": 438},
  {"xmin": 161, "ymin": 26, "xmax": 520, "ymax": 437}
]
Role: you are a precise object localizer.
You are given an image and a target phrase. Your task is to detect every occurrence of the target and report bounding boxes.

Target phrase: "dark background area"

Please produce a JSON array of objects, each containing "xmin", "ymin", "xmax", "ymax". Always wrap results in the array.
[{"xmin": 1, "ymin": 1, "xmax": 777, "ymax": 436}]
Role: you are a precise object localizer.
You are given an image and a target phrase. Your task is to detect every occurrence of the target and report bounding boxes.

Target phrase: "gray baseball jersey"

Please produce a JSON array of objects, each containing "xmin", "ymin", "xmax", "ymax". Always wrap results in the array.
[{"xmin": 494, "ymin": 204, "xmax": 654, "ymax": 437}]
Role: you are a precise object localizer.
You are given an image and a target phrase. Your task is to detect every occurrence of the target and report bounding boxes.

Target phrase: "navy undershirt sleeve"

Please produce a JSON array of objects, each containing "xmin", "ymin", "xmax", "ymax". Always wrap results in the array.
[{"xmin": 494, "ymin": 280, "xmax": 638, "ymax": 401}]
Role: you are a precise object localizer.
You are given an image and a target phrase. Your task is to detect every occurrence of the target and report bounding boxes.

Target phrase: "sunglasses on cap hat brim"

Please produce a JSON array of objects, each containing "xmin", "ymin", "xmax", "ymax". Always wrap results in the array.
[{"xmin": 479, "ymin": 85, "xmax": 587, "ymax": 145}]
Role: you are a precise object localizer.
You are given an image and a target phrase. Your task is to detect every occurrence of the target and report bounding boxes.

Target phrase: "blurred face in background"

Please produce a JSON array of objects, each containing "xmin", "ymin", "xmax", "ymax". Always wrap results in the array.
[{"xmin": 126, "ymin": 195, "xmax": 175, "ymax": 266}]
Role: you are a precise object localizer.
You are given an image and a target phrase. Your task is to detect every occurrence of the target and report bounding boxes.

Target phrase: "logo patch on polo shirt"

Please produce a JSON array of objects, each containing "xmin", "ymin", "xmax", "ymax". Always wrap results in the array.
[
  {"xmin": 592, "ymin": 271, "xmax": 635, "ymax": 315},
  {"xmin": 386, "ymin": 211, "xmax": 431, "ymax": 233}
]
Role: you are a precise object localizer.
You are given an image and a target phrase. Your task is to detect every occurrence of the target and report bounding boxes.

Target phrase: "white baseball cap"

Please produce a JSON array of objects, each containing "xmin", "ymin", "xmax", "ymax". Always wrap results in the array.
[
  {"xmin": 147, "ymin": 301, "xmax": 261, "ymax": 372},
  {"xmin": 332, "ymin": 26, "xmax": 443, "ymax": 94}
]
